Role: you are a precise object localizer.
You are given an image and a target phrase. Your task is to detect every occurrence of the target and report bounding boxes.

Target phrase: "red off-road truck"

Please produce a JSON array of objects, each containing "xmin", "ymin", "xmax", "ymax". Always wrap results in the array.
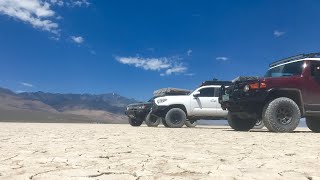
[{"xmin": 219, "ymin": 53, "xmax": 320, "ymax": 133}]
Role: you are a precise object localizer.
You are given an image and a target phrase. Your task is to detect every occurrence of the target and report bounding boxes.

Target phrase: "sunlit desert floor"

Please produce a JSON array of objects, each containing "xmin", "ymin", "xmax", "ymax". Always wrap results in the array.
[{"xmin": 0, "ymin": 123, "xmax": 320, "ymax": 180}]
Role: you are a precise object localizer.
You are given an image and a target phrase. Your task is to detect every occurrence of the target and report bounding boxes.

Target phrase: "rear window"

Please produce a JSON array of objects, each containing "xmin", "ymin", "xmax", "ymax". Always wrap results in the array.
[{"xmin": 265, "ymin": 61, "xmax": 304, "ymax": 77}]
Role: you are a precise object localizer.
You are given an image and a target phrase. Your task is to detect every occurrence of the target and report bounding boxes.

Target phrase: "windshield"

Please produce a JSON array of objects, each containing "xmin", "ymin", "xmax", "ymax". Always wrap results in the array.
[
  {"xmin": 265, "ymin": 61, "xmax": 304, "ymax": 77},
  {"xmin": 148, "ymin": 97, "xmax": 155, "ymax": 102}
]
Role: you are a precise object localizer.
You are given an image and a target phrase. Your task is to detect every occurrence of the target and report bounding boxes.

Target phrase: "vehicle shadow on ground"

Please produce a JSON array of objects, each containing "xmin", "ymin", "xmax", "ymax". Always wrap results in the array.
[
  {"xmin": 194, "ymin": 126, "xmax": 231, "ymax": 130},
  {"xmin": 222, "ymin": 129, "xmax": 313, "ymax": 133}
]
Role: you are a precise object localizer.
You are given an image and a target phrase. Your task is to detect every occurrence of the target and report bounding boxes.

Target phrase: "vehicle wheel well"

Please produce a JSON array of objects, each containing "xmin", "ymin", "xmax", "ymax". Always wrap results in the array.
[
  {"xmin": 166, "ymin": 104, "xmax": 187, "ymax": 115},
  {"xmin": 266, "ymin": 90, "xmax": 304, "ymax": 115}
]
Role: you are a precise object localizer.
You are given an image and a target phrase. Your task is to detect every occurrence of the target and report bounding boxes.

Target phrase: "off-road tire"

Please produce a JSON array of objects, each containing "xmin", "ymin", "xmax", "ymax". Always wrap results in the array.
[
  {"xmin": 162, "ymin": 118, "xmax": 169, "ymax": 127},
  {"xmin": 262, "ymin": 97, "xmax": 300, "ymax": 133},
  {"xmin": 253, "ymin": 119, "xmax": 264, "ymax": 129},
  {"xmin": 227, "ymin": 113, "xmax": 256, "ymax": 131},
  {"xmin": 185, "ymin": 120, "xmax": 197, "ymax": 128},
  {"xmin": 306, "ymin": 117, "xmax": 320, "ymax": 133},
  {"xmin": 128, "ymin": 117, "xmax": 143, "ymax": 127},
  {"xmin": 145, "ymin": 113, "xmax": 161, "ymax": 127},
  {"xmin": 165, "ymin": 108, "xmax": 187, "ymax": 128}
]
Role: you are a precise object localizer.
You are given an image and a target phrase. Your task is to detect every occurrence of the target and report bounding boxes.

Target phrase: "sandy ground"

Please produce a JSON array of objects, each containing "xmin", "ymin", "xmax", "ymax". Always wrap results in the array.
[{"xmin": 0, "ymin": 123, "xmax": 320, "ymax": 180}]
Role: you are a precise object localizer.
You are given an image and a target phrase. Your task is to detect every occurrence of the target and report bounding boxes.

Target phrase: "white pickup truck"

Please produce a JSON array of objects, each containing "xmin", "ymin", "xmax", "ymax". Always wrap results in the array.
[{"xmin": 151, "ymin": 81, "xmax": 232, "ymax": 128}]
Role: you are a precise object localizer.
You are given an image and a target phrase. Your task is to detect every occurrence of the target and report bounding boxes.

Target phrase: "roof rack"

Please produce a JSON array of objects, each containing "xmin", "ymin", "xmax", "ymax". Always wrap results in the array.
[
  {"xmin": 269, "ymin": 52, "xmax": 320, "ymax": 67},
  {"xmin": 200, "ymin": 79, "xmax": 232, "ymax": 87}
]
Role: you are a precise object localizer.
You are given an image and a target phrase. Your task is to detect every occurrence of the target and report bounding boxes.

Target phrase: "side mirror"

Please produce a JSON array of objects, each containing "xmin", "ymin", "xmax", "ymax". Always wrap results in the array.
[{"xmin": 193, "ymin": 91, "xmax": 200, "ymax": 97}]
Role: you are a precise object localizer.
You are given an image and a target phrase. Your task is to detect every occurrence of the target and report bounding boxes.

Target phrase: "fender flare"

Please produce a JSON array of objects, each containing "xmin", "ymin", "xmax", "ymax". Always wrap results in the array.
[{"xmin": 267, "ymin": 88, "xmax": 305, "ymax": 115}]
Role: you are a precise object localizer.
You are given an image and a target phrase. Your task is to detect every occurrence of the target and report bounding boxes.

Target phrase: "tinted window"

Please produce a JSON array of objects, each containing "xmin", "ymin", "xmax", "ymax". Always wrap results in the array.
[
  {"xmin": 214, "ymin": 88, "xmax": 220, "ymax": 97},
  {"xmin": 265, "ymin": 61, "xmax": 304, "ymax": 77},
  {"xmin": 311, "ymin": 62, "xmax": 320, "ymax": 77},
  {"xmin": 199, "ymin": 88, "xmax": 215, "ymax": 97}
]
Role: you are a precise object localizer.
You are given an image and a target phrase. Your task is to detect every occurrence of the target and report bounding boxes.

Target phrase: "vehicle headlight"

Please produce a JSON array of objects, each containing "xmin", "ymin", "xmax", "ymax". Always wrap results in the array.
[
  {"xmin": 137, "ymin": 105, "xmax": 146, "ymax": 109},
  {"xmin": 157, "ymin": 98, "xmax": 167, "ymax": 104},
  {"xmin": 243, "ymin": 85, "xmax": 250, "ymax": 92}
]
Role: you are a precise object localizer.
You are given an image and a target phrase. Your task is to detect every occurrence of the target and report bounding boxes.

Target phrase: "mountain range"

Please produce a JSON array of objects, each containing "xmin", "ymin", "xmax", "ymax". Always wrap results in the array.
[{"xmin": 0, "ymin": 87, "xmax": 137, "ymax": 123}]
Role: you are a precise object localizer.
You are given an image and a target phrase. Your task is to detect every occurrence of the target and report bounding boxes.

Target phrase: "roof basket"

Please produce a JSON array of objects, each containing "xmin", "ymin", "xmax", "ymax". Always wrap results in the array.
[
  {"xmin": 200, "ymin": 80, "xmax": 232, "ymax": 87},
  {"xmin": 269, "ymin": 52, "xmax": 320, "ymax": 67}
]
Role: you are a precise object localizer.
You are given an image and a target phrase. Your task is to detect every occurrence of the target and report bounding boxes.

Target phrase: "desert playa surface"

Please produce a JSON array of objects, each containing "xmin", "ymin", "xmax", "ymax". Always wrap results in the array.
[{"xmin": 0, "ymin": 123, "xmax": 319, "ymax": 180}]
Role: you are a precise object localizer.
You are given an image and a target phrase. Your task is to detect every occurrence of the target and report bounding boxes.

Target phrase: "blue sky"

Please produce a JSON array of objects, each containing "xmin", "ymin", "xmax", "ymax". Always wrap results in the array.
[{"xmin": 1, "ymin": 0, "xmax": 320, "ymax": 100}]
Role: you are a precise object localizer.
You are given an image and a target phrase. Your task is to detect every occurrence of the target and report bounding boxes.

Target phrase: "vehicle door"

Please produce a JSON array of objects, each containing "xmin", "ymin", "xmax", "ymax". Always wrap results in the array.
[
  {"xmin": 190, "ymin": 87, "xmax": 216, "ymax": 116},
  {"xmin": 304, "ymin": 61, "xmax": 320, "ymax": 111}
]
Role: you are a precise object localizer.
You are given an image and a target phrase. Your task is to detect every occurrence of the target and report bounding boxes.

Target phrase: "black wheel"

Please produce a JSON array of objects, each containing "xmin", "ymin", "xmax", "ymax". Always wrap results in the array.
[
  {"xmin": 185, "ymin": 120, "xmax": 197, "ymax": 128},
  {"xmin": 162, "ymin": 118, "xmax": 169, "ymax": 127},
  {"xmin": 306, "ymin": 117, "xmax": 320, "ymax": 133},
  {"xmin": 128, "ymin": 117, "xmax": 143, "ymax": 127},
  {"xmin": 165, "ymin": 108, "xmax": 187, "ymax": 128},
  {"xmin": 262, "ymin": 97, "xmax": 300, "ymax": 133},
  {"xmin": 227, "ymin": 113, "xmax": 256, "ymax": 131},
  {"xmin": 145, "ymin": 113, "xmax": 161, "ymax": 127},
  {"xmin": 253, "ymin": 119, "xmax": 264, "ymax": 129}
]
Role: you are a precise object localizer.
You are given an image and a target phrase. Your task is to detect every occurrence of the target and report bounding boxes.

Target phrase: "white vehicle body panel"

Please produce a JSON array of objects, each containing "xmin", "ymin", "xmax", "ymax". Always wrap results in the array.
[{"xmin": 154, "ymin": 85, "xmax": 228, "ymax": 118}]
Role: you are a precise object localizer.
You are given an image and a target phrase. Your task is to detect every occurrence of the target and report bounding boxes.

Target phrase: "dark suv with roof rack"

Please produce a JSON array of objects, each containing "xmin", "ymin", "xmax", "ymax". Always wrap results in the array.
[{"xmin": 219, "ymin": 53, "xmax": 320, "ymax": 133}]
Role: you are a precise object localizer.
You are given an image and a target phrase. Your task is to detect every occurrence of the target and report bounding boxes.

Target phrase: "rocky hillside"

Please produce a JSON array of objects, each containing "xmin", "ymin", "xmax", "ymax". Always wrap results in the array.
[{"xmin": 0, "ymin": 87, "xmax": 137, "ymax": 123}]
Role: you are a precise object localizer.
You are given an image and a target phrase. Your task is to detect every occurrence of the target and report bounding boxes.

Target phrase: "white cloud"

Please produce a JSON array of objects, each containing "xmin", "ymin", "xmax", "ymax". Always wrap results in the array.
[
  {"xmin": 165, "ymin": 66, "xmax": 187, "ymax": 75},
  {"xmin": 71, "ymin": 0, "xmax": 90, "ymax": 7},
  {"xmin": 67, "ymin": 0, "xmax": 90, "ymax": 7},
  {"xmin": 116, "ymin": 56, "xmax": 188, "ymax": 76},
  {"xmin": 49, "ymin": 0, "xmax": 90, "ymax": 7},
  {"xmin": 0, "ymin": 0, "xmax": 59, "ymax": 34},
  {"xmin": 274, "ymin": 30, "xmax": 285, "ymax": 37},
  {"xmin": 0, "ymin": 0, "xmax": 91, "ymax": 36},
  {"xmin": 184, "ymin": 73, "xmax": 195, "ymax": 76},
  {"xmin": 49, "ymin": 0, "xmax": 64, "ymax": 6},
  {"xmin": 16, "ymin": 90, "xmax": 26, "ymax": 93},
  {"xmin": 89, "ymin": 50, "xmax": 96, "ymax": 55},
  {"xmin": 71, "ymin": 36, "xmax": 84, "ymax": 44},
  {"xmin": 187, "ymin": 49, "xmax": 192, "ymax": 56},
  {"xmin": 20, "ymin": 82, "xmax": 33, "ymax": 87},
  {"xmin": 216, "ymin": 57, "xmax": 229, "ymax": 61}
]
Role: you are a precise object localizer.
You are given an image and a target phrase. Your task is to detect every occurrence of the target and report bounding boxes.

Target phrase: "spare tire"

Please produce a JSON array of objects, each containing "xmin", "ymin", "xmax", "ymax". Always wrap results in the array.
[
  {"xmin": 128, "ymin": 117, "xmax": 143, "ymax": 127},
  {"xmin": 165, "ymin": 108, "xmax": 186, "ymax": 128},
  {"xmin": 185, "ymin": 120, "xmax": 197, "ymax": 128},
  {"xmin": 145, "ymin": 113, "xmax": 161, "ymax": 127}
]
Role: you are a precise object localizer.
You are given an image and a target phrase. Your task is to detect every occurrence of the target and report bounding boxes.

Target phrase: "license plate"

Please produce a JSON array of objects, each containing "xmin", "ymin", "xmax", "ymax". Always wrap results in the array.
[{"xmin": 222, "ymin": 94, "xmax": 229, "ymax": 101}]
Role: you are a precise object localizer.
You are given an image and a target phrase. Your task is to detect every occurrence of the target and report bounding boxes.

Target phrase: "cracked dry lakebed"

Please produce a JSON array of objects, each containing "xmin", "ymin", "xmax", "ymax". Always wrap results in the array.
[{"xmin": 0, "ymin": 123, "xmax": 320, "ymax": 180}]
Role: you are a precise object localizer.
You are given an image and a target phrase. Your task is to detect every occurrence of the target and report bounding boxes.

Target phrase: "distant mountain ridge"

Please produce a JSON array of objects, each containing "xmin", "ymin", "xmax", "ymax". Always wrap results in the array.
[
  {"xmin": 18, "ymin": 91, "xmax": 137, "ymax": 114},
  {"xmin": 0, "ymin": 87, "xmax": 138, "ymax": 123}
]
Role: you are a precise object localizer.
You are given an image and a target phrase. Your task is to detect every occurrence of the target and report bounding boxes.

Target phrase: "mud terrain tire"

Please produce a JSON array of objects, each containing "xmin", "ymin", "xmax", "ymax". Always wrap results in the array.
[
  {"xmin": 145, "ymin": 113, "xmax": 161, "ymax": 127},
  {"xmin": 185, "ymin": 120, "xmax": 197, "ymax": 128},
  {"xmin": 128, "ymin": 117, "xmax": 143, "ymax": 127},
  {"xmin": 306, "ymin": 117, "xmax": 320, "ymax": 133},
  {"xmin": 165, "ymin": 108, "xmax": 187, "ymax": 128},
  {"xmin": 227, "ymin": 113, "xmax": 256, "ymax": 131},
  {"xmin": 162, "ymin": 118, "xmax": 169, "ymax": 127},
  {"xmin": 262, "ymin": 97, "xmax": 300, "ymax": 133}
]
